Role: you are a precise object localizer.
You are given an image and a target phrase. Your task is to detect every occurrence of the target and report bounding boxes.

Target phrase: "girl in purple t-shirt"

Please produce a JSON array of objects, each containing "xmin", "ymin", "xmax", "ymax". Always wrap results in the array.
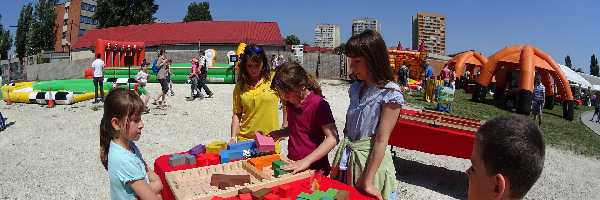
[{"xmin": 269, "ymin": 62, "xmax": 339, "ymax": 175}]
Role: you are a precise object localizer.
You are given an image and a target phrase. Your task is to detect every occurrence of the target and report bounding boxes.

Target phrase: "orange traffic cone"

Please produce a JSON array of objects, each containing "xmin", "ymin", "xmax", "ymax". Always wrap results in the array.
[{"xmin": 47, "ymin": 99, "xmax": 55, "ymax": 108}]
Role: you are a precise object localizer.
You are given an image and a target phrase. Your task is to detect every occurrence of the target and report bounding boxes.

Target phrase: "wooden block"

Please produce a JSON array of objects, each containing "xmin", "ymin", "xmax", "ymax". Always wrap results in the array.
[
  {"xmin": 238, "ymin": 187, "xmax": 253, "ymax": 194},
  {"xmin": 169, "ymin": 154, "xmax": 188, "ymax": 168},
  {"xmin": 210, "ymin": 174, "xmax": 251, "ymax": 189},
  {"xmin": 252, "ymin": 188, "xmax": 272, "ymax": 200}
]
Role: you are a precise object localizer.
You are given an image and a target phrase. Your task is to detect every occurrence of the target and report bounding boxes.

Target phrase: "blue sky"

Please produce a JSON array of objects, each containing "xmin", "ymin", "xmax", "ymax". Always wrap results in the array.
[{"xmin": 2, "ymin": 0, "xmax": 599, "ymax": 71}]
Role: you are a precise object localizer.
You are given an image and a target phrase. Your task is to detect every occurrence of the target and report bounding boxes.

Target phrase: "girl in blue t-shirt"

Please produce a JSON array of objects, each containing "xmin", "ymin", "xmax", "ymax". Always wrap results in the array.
[
  {"xmin": 100, "ymin": 88, "xmax": 162, "ymax": 200},
  {"xmin": 331, "ymin": 30, "xmax": 403, "ymax": 200}
]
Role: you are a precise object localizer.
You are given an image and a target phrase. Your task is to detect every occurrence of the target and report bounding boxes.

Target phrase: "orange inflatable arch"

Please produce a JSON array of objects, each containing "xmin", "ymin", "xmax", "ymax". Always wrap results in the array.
[
  {"xmin": 474, "ymin": 45, "xmax": 574, "ymax": 120},
  {"xmin": 447, "ymin": 50, "xmax": 487, "ymax": 78}
]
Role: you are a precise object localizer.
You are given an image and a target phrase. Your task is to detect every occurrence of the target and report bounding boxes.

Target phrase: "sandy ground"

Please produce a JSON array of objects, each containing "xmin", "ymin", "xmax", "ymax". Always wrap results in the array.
[{"xmin": 0, "ymin": 81, "xmax": 599, "ymax": 200}]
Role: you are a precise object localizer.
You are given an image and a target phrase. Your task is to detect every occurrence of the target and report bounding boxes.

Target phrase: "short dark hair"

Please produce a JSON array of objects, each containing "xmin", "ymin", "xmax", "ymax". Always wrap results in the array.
[
  {"xmin": 345, "ymin": 29, "xmax": 393, "ymax": 86},
  {"xmin": 476, "ymin": 115, "xmax": 545, "ymax": 199},
  {"xmin": 96, "ymin": 53, "xmax": 101, "ymax": 59}
]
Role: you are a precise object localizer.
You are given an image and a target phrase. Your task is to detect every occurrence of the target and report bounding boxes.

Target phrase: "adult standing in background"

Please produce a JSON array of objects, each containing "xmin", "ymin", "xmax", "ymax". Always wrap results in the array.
[
  {"xmin": 92, "ymin": 53, "xmax": 105, "ymax": 103},
  {"xmin": 197, "ymin": 51, "xmax": 213, "ymax": 98}
]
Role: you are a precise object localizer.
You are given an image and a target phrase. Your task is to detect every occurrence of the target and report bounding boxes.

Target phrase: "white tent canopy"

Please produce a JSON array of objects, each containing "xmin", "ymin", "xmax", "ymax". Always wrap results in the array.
[{"xmin": 559, "ymin": 64, "xmax": 591, "ymax": 88}]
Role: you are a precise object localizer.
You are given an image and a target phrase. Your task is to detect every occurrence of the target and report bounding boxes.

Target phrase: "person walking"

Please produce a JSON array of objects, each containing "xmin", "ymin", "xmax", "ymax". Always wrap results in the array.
[
  {"xmin": 92, "ymin": 53, "xmax": 106, "ymax": 103},
  {"xmin": 197, "ymin": 52, "xmax": 213, "ymax": 98}
]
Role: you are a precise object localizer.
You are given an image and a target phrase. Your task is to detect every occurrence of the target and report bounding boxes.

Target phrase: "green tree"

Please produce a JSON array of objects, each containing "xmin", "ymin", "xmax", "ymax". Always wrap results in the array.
[
  {"xmin": 285, "ymin": 34, "xmax": 300, "ymax": 45},
  {"xmin": 0, "ymin": 15, "xmax": 13, "ymax": 60},
  {"xmin": 15, "ymin": 3, "xmax": 33, "ymax": 63},
  {"xmin": 590, "ymin": 54, "xmax": 599, "ymax": 76},
  {"xmin": 28, "ymin": 0, "xmax": 57, "ymax": 55},
  {"xmin": 565, "ymin": 55, "xmax": 573, "ymax": 70},
  {"xmin": 183, "ymin": 2, "xmax": 212, "ymax": 22},
  {"xmin": 95, "ymin": 0, "xmax": 159, "ymax": 28}
]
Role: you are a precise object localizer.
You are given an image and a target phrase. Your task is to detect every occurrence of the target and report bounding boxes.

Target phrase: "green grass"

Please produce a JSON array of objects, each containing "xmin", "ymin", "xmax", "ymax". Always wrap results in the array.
[{"xmin": 404, "ymin": 90, "xmax": 600, "ymax": 158}]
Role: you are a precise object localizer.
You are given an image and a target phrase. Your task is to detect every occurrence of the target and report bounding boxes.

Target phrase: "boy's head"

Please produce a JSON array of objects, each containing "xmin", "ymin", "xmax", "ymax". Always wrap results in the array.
[{"xmin": 467, "ymin": 115, "xmax": 545, "ymax": 200}]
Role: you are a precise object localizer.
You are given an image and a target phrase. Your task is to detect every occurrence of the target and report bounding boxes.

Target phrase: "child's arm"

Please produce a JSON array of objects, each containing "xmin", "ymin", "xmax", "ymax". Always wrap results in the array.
[
  {"xmin": 282, "ymin": 123, "xmax": 339, "ymax": 174},
  {"xmin": 357, "ymin": 103, "xmax": 401, "ymax": 200},
  {"xmin": 130, "ymin": 180, "xmax": 162, "ymax": 200},
  {"xmin": 230, "ymin": 114, "xmax": 241, "ymax": 143}
]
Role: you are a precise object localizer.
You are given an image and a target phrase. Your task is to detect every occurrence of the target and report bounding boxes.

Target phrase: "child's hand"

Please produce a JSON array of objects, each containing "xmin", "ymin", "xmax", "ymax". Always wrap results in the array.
[
  {"xmin": 356, "ymin": 177, "xmax": 383, "ymax": 200},
  {"xmin": 281, "ymin": 159, "xmax": 310, "ymax": 174}
]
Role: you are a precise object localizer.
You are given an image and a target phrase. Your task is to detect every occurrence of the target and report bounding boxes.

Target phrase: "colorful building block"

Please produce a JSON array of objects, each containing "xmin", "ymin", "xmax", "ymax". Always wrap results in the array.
[
  {"xmin": 210, "ymin": 174, "xmax": 251, "ymax": 189},
  {"xmin": 220, "ymin": 149, "xmax": 244, "ymax": 163},
  {"xmin": 196, "ymin": 153, "xmax": 221, "ymax": 167},
  {"xmin": 188, "ymin": 144, "xmax": 206, "ymax": 156},
  {"xmin": 255, "ymin": 133, "xmax": 275, "ymax": 153},
  {"xmin": 248, "ymin": 154, "xmax": 281, "ymax": 171},
  {"xmin": 228, "ymin": 140, "xmax": 256, "ymax": 151},
  {"xmin": 238, "ymin": 188, "xmax": 253, "ymax": 195},
  {"xmin": 168, "ymin": 153, "xmax": 196, "ymax": 168},
  {"xmin": 263, "ymin": 193, "xmax": 279, "ymax": 200},
  {"xmin": 206, "ymin": 140, "xmax": 228, "ymax": 154},
  {"xmin": 274, "ymin": 168, "xmax": 290, "ymax": 178},
  {"xmin": 272, "ymin": 160, "xmax": 285, "ymax": 169},
  {"xmin": 252, "ymin": 188, "xmax": 272, "ymax": 200},
  {"xmin": 238, "ymin": 193, "xmax": 252, "ymax": 200}
]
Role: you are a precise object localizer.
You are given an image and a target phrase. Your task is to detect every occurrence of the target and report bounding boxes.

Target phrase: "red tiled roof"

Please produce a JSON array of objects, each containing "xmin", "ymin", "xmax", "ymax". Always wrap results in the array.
[{"xmin": 73, "ymin": 21, "xmax": 284, "ymax": 50}]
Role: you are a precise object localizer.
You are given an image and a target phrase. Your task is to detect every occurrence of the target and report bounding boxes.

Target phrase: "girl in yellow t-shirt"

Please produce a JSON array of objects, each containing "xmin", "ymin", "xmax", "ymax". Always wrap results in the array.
[{"xmin": 230, "ymin": 45, "xmax": 285, "ymax": 143}]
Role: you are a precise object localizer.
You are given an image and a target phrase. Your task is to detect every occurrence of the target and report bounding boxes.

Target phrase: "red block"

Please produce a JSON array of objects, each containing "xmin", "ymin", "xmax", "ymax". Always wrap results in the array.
[
  {"xmin": 276, "ymin": 185, "xmax": 293, "ymax": 198},
  {"xmin": 263, "ymin": 193, "xmax": 279, "ymax": 200},
  {"xmin": 238, "ymin": 193, "xmax": 252, "ymax": 200}
]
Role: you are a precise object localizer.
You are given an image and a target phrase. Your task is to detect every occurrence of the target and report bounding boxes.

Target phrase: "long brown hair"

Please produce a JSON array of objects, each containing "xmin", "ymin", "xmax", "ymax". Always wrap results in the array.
[
  {"xmin": 345, "ymin": 30, "xmax": 393, "ymax": 86},
  {"xmin": 99, "ymin": 88, "xmax": 145, "ymax": 170},
  {"xmin": 271, "ymin": 62, "xmax": 322, "ymax": 97},
  {"xmin": 237, "ymin": 44, "xmax": 271, "ymax": 86}
]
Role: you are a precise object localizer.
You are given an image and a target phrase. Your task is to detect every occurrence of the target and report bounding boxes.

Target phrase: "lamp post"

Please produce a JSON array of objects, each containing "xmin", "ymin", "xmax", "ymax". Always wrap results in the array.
[{"xmin": 316, "ymin": 29, "xmax": 322, "ymax": 79}]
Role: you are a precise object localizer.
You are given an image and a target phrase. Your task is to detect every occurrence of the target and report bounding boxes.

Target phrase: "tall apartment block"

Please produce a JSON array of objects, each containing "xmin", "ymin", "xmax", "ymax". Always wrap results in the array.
[
  {"xmin": 54, "ymin": 0, "xmax": 98, "ymax": 52},
  {"xmin": 352, "ymin": 17, "xmax": 380, "ymax": 36},
  {"xmin": 314, "ymin": 24, "xmax": 341, "ymax": 49},
  {"xmin": 412, "ymin": 12, "xmax": 446, "ymax": 55}
]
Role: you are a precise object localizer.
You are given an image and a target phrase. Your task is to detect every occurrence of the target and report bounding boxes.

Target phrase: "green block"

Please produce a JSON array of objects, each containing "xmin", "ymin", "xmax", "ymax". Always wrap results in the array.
[
  {"xmin": 272, "ymin": 160, "xmax": 285, "ymax": 170},
  {"xmin": 324, "ymin": 189, "xmax": 338, "ymax": 198},
  {"xmin": 274, "ymin": 168, "xmax": 289, "ymax": 177}
]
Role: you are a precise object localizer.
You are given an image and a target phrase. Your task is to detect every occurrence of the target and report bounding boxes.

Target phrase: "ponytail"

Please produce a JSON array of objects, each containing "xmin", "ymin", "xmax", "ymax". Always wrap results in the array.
[{"xmin": 99, "ymin": 117, "xmax": 114, "ymax": 170}]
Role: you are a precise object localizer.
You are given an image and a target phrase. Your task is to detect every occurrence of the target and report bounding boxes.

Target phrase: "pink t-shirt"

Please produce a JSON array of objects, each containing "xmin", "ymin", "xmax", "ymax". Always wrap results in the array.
[
  {"xmin": 191, "ymin": 63, "xmax": 199, "ymax": 75},
  {"xmin": 286, "ymin": 91, "xmax": 335, "ymax": 175}
]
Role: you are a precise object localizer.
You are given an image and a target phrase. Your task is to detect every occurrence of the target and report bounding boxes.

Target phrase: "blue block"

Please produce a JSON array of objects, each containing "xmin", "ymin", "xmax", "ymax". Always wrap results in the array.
[
  {"xmin": 228, "ymin": 140, "xmax": 256, "ymax": 151},
  {"xmin": 220, "ymin": 149, "xmax": 243, "ymax": 163}
]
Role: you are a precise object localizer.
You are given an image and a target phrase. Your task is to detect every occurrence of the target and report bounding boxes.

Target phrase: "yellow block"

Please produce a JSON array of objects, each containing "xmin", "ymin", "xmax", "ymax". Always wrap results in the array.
[
  {"xmin": 206, "ymin": 140, "xmax": 227, "ymax": 154},
  {"xmin": 73, "ymin": 92, "xmax": 95, "ymax": 103}
]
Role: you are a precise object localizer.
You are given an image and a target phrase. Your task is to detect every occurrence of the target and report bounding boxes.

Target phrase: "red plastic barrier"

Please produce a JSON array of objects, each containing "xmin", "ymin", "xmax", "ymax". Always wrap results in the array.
[
  {"xmin": 389, "ymin": 118, "xmax": 475, "ymax": 159},
  {"xmin": 154, "ymin": 152, "xmax": 221, "ymax": 200}
]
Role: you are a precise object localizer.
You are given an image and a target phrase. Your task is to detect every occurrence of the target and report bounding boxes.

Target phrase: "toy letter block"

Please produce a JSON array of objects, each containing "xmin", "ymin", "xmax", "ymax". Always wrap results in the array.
[
  {"xmin": 272, "ymin": 160, "xmax": 285, "ymax": 169},
  {"xmin": 210, "ymin": 174, "xmax": 251, "ymax": 189},
  {"xmin": 188, "ymin": 144, "xmax": 206, "ymax": 156},
  {"xmin": 206, "ymin": 140, "xmax": 228, "ymax": 154},
  {"xmin": 228, "ymin": 140, "xmax": 256, "ymax": 151},
  {"xmin": 274, "ymin": 168, "xmax": 290, "ymax": 178},
  {"xmin": 220, "ymin": 149, "xmax": 243, "ymax": 163},
  {"xmin": 255, "ymin": 133, "xmax": 275, "ymax": 153}
]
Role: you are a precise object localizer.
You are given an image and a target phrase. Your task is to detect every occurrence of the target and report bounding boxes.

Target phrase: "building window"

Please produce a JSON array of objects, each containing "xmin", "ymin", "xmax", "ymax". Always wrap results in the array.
[
  {"xmin": 80, "ymin": 16, "xmax": 98, "ymax": 25},
  {"xmin": 79, "ymin": 29, "xmax": 86, "ymax": 36},
  {"xmin": 81, "ymin": 3, "xmax": 96, "ymax": 12},
  {"xmin": 62, "ymin": 32, "xmax": 67, "ymax": 39}
]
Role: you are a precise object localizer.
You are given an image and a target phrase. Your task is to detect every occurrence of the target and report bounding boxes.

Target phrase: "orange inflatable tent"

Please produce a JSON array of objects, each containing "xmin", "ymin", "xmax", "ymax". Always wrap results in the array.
[
  {"xmin": 447, "ymin": 51, "xmax": 487, "ymax": 78},
  {"xmin": 473, "ymin": 45, "xmax": 574, "ymax": 120}
]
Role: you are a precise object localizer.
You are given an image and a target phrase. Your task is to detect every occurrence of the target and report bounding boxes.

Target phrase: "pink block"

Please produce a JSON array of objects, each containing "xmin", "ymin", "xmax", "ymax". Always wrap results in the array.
[{"xmin": 255, "ymin": 133, "xmax": 275, "ymax": 153}]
